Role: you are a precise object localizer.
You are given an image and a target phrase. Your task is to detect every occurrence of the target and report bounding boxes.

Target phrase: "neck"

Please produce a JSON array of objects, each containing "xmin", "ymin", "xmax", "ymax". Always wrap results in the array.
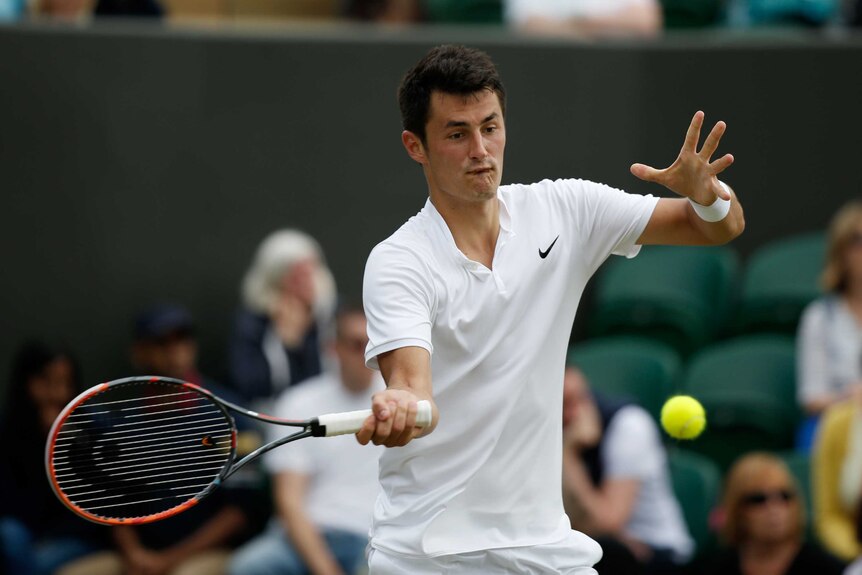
[
  {"xmin": 845, "ymin": 281, "xmax": 862, "ymax": 303},
  {"xmin": 430, "ymin": 189, "xmax": 500, "ymax": 268}
]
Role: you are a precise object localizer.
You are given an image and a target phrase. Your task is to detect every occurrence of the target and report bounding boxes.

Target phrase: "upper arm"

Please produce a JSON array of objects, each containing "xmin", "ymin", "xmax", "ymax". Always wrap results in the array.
[{"xmin": 596, "ymin": 478, "xmax": 641, "ymax": 532}]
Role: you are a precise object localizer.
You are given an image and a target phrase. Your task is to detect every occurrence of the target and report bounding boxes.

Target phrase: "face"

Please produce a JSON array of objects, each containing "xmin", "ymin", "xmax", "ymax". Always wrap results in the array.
[
  {"xmin": 334, "ymin": 313, "xmax": 374, "ymax": 393},
  {"xmin": 562, "ymin": 368, "xmax": 591, "ymax": 428},
  {"xmin": 843, "ymin": 225, "xmax": 862, "ymax": 289},
  {"xmin": 403, "ymin": 89, "xmax": 505, "ymax": 206},
  {"xmin": 28, "ymin": 357, "xmax": 75, "ymax": 431},
  {"xmin": 134, "ymin": 332, "xmax": 197, "ymax": 381},
  {"xmin": 739, "ymin": 469, "xmax": 798, "ymax": 545},
  {"xmin": 281, "ymin": 258, "xmax": 318, "ymax": 307}
]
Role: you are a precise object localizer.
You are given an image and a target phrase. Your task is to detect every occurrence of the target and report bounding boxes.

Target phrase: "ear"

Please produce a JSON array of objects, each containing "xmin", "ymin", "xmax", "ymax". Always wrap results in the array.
[{"xmin": 402, "ymin": 130, "xmax": 427, "ymax": 165}]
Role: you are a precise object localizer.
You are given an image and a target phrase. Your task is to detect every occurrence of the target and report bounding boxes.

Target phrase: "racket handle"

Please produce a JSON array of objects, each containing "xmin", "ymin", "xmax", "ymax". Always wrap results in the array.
[{"xmin": 317, "ymin": 400, "xmax": 432, "ymax": 437}]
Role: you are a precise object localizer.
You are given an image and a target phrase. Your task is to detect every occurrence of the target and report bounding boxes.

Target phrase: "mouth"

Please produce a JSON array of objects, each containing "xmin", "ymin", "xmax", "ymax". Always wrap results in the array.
[{"xmin": 467, "ymin": 167, "xmax": 494, "ymax": 176}]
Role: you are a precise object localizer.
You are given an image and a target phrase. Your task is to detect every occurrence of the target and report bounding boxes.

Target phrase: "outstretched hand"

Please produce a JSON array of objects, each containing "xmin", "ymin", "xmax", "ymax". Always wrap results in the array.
[{"xmin": 630, "ymin": 111, "xmax": 734, "ymax": 206}]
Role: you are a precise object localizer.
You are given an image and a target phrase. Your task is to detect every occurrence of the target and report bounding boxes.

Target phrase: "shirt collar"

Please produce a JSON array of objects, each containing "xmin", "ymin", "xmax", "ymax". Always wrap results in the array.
[{"xmin": 424, "ymin": 188, "xmax": 515, "ymax": 270}]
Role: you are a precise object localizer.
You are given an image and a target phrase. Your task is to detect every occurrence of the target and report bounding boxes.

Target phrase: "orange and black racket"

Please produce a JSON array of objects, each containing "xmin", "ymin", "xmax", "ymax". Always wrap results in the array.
[{"xmin": 45, "ymin": 375, "xmax": 430, "ymax": 525}]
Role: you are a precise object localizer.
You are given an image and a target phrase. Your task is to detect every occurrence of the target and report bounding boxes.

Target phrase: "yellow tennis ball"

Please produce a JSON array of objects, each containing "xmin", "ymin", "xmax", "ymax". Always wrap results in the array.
[{"xmin": 661, "ymin": 395, "xmax": 706, "ymax": 440}]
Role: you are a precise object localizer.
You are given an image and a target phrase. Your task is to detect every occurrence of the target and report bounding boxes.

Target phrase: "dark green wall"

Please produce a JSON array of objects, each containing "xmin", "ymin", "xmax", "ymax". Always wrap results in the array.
[{"xmin": 1, "ymin": 22, "xmax": 860, "ymax": 392}]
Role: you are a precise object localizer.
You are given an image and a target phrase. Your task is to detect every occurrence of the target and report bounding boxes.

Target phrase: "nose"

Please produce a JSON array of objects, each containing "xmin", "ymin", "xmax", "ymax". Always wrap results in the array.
[{"xmin": 468, "ymin": 130, "xmax": 488, "ymax": 160}]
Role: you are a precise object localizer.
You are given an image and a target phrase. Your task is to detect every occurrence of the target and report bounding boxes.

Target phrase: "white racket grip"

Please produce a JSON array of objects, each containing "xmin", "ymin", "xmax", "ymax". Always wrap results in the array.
[{"xmin": 319, "ymin": 400, "xmax": 432, "ymax": 437}]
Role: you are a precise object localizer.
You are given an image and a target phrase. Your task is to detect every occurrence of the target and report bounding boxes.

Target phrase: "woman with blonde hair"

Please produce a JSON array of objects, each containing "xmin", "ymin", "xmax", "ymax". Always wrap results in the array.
[
  {"xmin": 229, "ymin": 229, "xmax": 337, "ymax": 407},
  {"xmin": 690, "ymin": 452, "xmax": 843, "ymax": 575},
  {"xmin": 798, "ymin": 201, "xmax": 862, "ymax": 418}
]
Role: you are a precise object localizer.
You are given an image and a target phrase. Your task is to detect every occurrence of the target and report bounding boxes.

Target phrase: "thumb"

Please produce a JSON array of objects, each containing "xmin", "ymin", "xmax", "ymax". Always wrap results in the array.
[{"xmin": 630, "ymin": 163, "xmax": 663, "ymax": 183}]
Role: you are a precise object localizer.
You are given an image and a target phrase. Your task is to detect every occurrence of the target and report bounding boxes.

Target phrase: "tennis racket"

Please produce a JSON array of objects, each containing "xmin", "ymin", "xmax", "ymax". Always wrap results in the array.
[{"xmin": 45, "ymin": 375, "xmax": 431, "ymax": 526}]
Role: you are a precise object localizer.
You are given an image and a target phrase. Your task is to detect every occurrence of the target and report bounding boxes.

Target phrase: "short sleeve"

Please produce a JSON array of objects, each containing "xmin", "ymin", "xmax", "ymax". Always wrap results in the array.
[
  {"xmin": 545, "ymin": 179, "xmax": 658, "ymax": 271},
  {"xmin": 363, "ymin": 242, "xmax": 436, "ymax": 370},
  {"xmin": 602, "ymin": 406, "xmax": 664, "ymax": 480}
]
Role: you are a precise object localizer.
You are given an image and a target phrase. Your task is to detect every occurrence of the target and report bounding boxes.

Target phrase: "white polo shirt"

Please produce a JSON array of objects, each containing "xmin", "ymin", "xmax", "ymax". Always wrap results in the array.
[{"xmin": 363, "ymin": 178, "xmax": 658, "ymax": 558}]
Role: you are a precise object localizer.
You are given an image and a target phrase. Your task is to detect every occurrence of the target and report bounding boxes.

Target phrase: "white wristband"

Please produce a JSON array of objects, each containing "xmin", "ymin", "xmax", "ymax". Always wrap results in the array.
[{"xmin": 688, "ymin": 181, "xmax": 732, "ymax": 223}]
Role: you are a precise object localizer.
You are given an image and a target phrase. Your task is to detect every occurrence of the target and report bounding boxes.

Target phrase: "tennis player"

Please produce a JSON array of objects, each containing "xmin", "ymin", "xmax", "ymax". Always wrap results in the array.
[{"xmin": 357, "ymin": 44, "xmax": 744, "ymax": 574}]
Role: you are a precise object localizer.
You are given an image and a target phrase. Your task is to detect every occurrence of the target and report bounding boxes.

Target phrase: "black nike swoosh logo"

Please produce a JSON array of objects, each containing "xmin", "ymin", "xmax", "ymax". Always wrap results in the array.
[{"xmin": 539, "ymin": 235, "xmax": 559, "ymax": 259}]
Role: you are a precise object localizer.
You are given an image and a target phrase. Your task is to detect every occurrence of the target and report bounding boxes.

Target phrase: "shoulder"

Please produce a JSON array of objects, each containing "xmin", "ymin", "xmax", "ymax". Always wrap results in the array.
[
  {"xmin": 800, "ymin": 296, "xmax": 839, "ymax": 326},
  {"xmin": 794, "ymin": 542, "xmax": 846, "ymax": 572},
  {"xmin": 606, "ymin": 405, "xmax": 657, "ymax": 439}
]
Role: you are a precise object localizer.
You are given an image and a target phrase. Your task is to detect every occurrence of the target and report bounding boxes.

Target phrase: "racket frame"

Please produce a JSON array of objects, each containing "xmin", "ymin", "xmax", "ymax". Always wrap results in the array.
[{"xmin": 45, "ymin": 376, "xmax": 314, "ymax": 526}]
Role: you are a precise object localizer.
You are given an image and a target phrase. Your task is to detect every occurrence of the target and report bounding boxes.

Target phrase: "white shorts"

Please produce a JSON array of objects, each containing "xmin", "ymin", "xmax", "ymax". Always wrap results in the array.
[{"xmin": 367, "ymin": 530, "xmax": 602, "ymax": 574}]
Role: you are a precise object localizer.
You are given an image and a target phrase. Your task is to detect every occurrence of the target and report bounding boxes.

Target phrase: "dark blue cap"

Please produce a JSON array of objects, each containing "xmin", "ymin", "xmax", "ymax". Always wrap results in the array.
[{"xmin": 134, "ymin": 304, "xmax": 195, "ymax": 341}]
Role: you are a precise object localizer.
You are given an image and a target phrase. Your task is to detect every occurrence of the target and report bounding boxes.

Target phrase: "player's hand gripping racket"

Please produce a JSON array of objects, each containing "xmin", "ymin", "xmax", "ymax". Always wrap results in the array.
[{"xmin": 45, "ymin": 376, "xmax": 431, "ymax": 525}]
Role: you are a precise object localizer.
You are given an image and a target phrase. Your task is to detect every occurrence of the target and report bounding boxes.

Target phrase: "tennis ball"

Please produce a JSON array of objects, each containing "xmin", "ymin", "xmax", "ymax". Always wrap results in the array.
[{"xmin": 660, "ymin": 395, "xmax": 706, "ymax": 440}]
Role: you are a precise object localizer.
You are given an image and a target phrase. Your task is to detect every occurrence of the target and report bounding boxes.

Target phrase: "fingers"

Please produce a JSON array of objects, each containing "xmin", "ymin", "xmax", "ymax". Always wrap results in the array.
[
  {"xmin": 357, "ymin": 393, "xmax": 421, "ymax": 448},
  {"xmin": 699, "ymin": 120, "xmax": 726, "ymax": 161},
  {"xmin": 630, "ymin": 163, "xmax": 664, "ymax": 183},
  {"xmin": 682, "ymin": 110, "xmax": 704, "ymax": 153},
  {"xmin": 709, "ymin": 153, "xmax": 734, "ymax": 179}
]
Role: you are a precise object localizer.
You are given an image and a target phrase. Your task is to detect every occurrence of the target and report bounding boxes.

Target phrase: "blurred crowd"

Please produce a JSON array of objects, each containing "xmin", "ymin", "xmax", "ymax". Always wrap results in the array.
[
  {"xmin": 2, "ymin": 0, "xmax": 862, "ymax": 33},
  {"xmin": 1, "ymin": 198, "xmax": 861, "ymax": 575}
]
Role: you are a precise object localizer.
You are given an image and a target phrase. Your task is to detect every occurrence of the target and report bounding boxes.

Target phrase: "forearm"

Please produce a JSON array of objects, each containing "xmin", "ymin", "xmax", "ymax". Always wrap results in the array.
[
  {"xmin": 282, "ymin": 508, "xmax": 345, "ymax": 575},
  {"xmin": 376, "ymin": 346, "xmax": 438, "ymax": 437},
  {"xmin": 562, "ymin": 451, "xmax": 630, "ymax": 533},
  {"xmin": 686, "ymin": 188, "xmax": 745, "ymax": 245}
]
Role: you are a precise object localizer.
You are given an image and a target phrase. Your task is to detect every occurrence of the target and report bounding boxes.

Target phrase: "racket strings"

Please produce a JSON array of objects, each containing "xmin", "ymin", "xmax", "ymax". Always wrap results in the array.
[{"xmin": 50, "ymin": 381, "xmax": 233, "ymax": 521}]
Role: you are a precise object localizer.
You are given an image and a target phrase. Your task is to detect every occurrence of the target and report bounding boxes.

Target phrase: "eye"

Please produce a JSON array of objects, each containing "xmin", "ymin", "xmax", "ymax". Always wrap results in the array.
[
  {"xmin": 484, "ymin": 125, "xmax": 498, "ymax": 134},
  {"xmin": 448, "ymin": 132, "xmax": 464, "ymax": 140}
]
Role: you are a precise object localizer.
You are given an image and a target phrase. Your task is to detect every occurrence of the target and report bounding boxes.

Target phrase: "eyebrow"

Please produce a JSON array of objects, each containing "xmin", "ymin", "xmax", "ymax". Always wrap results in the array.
[{"xmin": 444, "ymin": 113, "xmax": 499, "ymax": 129}]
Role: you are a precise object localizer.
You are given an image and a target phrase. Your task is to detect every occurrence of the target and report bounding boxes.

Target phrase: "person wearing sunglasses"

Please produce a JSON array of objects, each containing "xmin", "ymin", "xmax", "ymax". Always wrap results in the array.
[
  {"xmin": 797, "ymin": 202, "xmax": 862, "ymax": 448},
  {"xmin": 689, "ymin": 452, "xmax": 844, "ymax": 575}
]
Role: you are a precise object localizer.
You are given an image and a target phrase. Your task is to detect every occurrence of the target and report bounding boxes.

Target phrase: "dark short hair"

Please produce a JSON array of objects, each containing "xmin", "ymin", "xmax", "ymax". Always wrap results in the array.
[{"xmin": 398, "ymin": 45, "xmax": 506, "ymax": 143}]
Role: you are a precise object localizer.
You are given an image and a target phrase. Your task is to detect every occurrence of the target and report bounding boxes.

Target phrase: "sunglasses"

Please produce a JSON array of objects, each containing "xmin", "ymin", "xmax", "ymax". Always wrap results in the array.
[{"xmin": 741, "ymin": 489, "xmax": 795, "ymax": 507}]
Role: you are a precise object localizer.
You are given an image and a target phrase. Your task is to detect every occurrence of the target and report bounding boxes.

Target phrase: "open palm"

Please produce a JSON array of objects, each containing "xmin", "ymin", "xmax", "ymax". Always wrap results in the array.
[{"xmin": 630, "ymin": 111, "xmax": 733, "ymax": 205}]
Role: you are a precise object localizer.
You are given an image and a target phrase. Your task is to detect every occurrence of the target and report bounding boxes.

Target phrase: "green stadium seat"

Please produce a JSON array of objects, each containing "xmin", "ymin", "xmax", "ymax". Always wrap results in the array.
[
  {"xmin": 589, "ymin": 245, "xmax": 740, "ymax": 356},
  {"xmin": 661, "ymin": 0, "xmax": 724, "ymax": 28},
  {"xmin": 567, "ymin": 336, "xmax": 682, "ymax": 422},
  {"xmin": 736, "ymin": 232, "xmax": 825, "ymax": 335},
  {"xmin": 668, "ymin": 448, "xmax": 722, "ymax": 556},
  {"xmin": 424, "ymin": 0, "xmax": 503, "ymax": 23},
  {"xmin": 680, "ymin": 335, "xmax": 800, "ymax": 471}
]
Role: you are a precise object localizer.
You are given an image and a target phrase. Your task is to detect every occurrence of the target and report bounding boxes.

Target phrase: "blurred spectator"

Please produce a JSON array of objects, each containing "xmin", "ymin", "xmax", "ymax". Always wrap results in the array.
[
  {"xmin": 690, "ymin": 452, "xmax": 844, "ymax": 575},
  {"xmin": 229, "ymin": 229, "xmax": 337, "ymax": 409},
  {"xmin": 505, "ymin": 0, "xmax": 662, "ymax": 38},
  {"xmin": 0, "ymin": 0, "xmax": 25, "ymax": 20},
  {"xmin": 843, "ymin": 490, "xmax": 862, "ymax": 574},
  {"xmin": 561, "ymin": 366, "xmax": 693, "ymax": 573},
  {"xmin": 31, "ymin": 0, "xmax": 91, "ymax": 18},
  {"xmin": 228, "ymin": 304, "xmax": 383, "ymax": 575},
  {"xmin": 93, "ymin": 0, "xmax": 163, "ymax": 17},
  {"xmin": 797, "ymin": 201, "xmax": 862, "ymax": 448},
  {"xmin": 0, "ymin": 340, "xmax": 108, "ymax": 575},
  {"xmin": 345, "ymin": 0, "xmax": 420, "ymax": 22},
  {"xmin": 70, "ymin": 304, "xmax": 256, "ymax": 575},
  {"xmin": 725, "ymin": 0, "xmax": 840, "ymax": 27},
  {"xmin": 813, "ymin": 391, "xmax": 862, "ymax": 562}
]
